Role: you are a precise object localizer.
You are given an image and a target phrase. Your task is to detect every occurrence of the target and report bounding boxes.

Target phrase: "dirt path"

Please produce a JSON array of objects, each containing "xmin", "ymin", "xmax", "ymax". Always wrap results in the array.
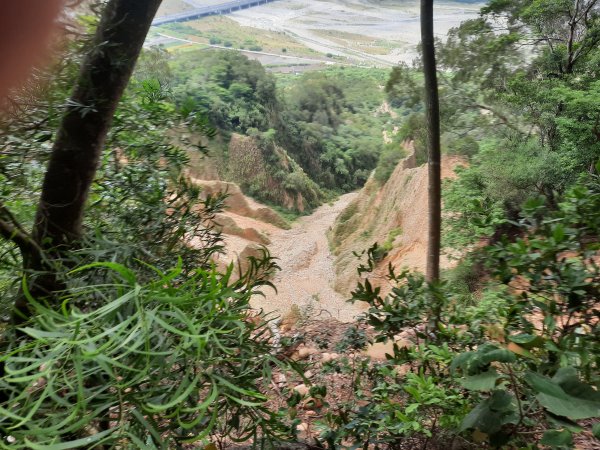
[{"xmin": 251, "ymin": 192, "xmax": 365, "ymax": 323}]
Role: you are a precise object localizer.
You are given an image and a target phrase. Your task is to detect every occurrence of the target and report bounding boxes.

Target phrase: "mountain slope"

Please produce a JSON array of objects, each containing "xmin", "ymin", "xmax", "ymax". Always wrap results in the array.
[{"xmin": 331, "ymin": 143, "xmax": 466, "ymax": 295}]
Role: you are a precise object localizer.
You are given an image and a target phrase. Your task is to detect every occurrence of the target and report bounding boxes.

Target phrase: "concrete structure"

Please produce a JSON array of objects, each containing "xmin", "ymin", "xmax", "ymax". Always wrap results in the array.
[{"xmin": 152, "ymin": 0, "xmax": 279, "ymax": 26}]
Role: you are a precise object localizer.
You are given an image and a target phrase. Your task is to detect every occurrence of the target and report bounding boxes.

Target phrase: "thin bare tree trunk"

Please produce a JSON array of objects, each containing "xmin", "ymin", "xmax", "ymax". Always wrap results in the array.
[
  {"xmin": 14, "ymin": 0, "xmax": 162, "ymax": 321},
  {"xmin": 421, "ymin": 0, "xmax": 441, "ymax": 285}
]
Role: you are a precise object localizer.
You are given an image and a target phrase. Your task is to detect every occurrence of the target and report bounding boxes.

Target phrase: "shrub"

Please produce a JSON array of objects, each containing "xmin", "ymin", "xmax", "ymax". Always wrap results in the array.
[
  {"xmin": 320, "ymin": 173, "xmax": 600, "ymax": 448},
  {"xmin": 374, "ymin": 143, "xmax": 406, "ymax": 184},
  {"xmin": 0, "ymin": 254, "xmax": 294, "ymax": 448}
]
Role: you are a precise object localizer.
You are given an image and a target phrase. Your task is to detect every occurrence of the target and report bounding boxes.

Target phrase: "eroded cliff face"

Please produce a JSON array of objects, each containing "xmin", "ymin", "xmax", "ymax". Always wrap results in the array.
[
  {"xmin": 227, "ymin": 134, "xmax": 321, "ymax": 213},
  {"xmin": 178, "ymin": 130, "xmax": 322, "ymax": 213},
  {"xmin": 330, "ymin": 143, "xmax": 466, "ymax": 295}
]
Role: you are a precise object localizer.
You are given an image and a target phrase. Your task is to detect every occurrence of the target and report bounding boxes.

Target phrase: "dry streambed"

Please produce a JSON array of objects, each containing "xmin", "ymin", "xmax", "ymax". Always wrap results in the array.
[
  {"xmin": 255, "ymin": 192, "xmax": 363, "ymax": 323},
  {"xmin": 213, "ymin": 191, "xmax": 364, "ymax": 322}
]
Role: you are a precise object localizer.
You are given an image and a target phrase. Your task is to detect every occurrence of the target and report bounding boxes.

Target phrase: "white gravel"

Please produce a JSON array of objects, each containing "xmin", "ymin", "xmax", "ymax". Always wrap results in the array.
[{"xmin": 251, "ymin": 192, "xmax": 365, "ymax": 323}]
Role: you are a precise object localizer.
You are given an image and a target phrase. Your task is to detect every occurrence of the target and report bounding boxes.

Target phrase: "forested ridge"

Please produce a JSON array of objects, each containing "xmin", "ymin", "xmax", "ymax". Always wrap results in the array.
[{"xmin": 0, "ymin": 0, "xmax": 599, "ymax": 449}]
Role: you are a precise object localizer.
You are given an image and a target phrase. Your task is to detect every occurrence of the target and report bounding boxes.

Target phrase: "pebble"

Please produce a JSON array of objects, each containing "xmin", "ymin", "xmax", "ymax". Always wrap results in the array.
[
  {"xmin": 276, "ymin": 373, "xmax": 287, "ymax": 386},
  {"xmin": 298, "ymin": 346, "xmax": 318, "ymax": 359},
  {"xmin": 321, "ymin": 352, "xmax": 340, "ymax": 363},
  {"xmin": 293, "ymin": 383, "xmax": 309, "ymax": 396}
]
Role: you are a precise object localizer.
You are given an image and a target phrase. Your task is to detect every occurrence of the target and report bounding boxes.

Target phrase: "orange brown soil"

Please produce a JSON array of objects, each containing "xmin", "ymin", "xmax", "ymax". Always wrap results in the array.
[{"xmin": 331, "ymin": 144, "xmax": 467, "ymax": 296}]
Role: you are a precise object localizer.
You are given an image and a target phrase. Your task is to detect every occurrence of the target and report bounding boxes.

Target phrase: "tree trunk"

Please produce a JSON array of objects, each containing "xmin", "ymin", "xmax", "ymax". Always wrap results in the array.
[
  {"xmin": 14, "ymin": 0, "xmax": 162, "ymax": 320},
  {"xmin": 421, "ymin": 0, "xmax": 441, "ymax": 285}
]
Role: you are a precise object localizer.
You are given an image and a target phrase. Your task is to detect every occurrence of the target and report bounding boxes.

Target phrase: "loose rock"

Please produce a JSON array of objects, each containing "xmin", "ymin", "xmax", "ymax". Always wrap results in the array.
[{"xmin": 293, "ymin": 383, "xmax": 309, "ymax": 396}]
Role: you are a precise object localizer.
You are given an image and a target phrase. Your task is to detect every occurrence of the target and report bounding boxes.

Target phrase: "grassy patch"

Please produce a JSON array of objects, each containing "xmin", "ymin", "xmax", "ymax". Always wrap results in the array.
[{"xmin": 158, "ymin": 16, "xmax": 321, "ymax": 59}]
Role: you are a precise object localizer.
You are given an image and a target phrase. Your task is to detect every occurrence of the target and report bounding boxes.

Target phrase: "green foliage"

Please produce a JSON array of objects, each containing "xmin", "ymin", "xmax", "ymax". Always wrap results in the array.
[
  {"xmin": 227, "ymin": 130, "xmax": 323, "ymax": 212},
  {"xmin": 171, "ymin": 50, "xmax": 277, "ymax": 133},
  {"xmin": 277, "ymin": 67, "xmax": 389, "ymax": 191},
  {"xmin": 335, "ymin": 326, "xmax": 369, "ymax": 352},
  {"xmin": 168, "ymin": 52, "xmax": 390, "ymax": 200},
  {"xmin": 429, "ymin": 0, "xmax": 600, "ymax": 246},
  {"xmin": 323, "ymin": 174, "xmax": 600, "ymax": 448},
  {"xmin": 374, "ymin": 141, "xmax": 406, "ymax": 184},
  {"xmin": 0, "ymin": 27, "xmax": 295, "ymax": 449},
  {"xmin": 487, "ymin": 178, "xmax": 600, "ymax": 379},
  {"xmin": 452, "ymin": 175, "xmax": 600, "ymax": 447},
  {"xmin": 0, "ymin": 256, "xmax": 294, "ymax": 448},
  {"xmin": 442, "ymin": 158, "xmax": 507, "ymax": 248},
  {"xmin": 318, "ymin": 366, "xmax": 469, "ymax": 447},
  {"xmin": 89, "ymin": 80, "xmax": 224, "ymax": 275}
]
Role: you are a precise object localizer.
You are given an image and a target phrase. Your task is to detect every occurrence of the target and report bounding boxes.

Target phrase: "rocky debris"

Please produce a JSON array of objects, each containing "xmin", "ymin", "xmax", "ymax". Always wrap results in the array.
[
  {"xmin": 275, "ymin": 373, "xmax": 287, "ymax": 388},
  {"xmin": 293, "ymin": 384, "xmax": 309, "ymax": 396},
  {"xmin": 268, "ymin": 318, "xmax": 282, "ymax": 354},
  {"xmin": 300, "ymin": 397, "xmax": 323, "ymax": 410},
  {"xmin": 296, "ymin": 422, "xmax": 309, "ymax": 433},
  {"xmin": 320, "ymin": 352, "xmax": 340, "ymax": 363},
  {"xmin": 236, "ymin": 243, "xmax": 267, "ymax": 276},
  {"xmin": 239, "ymin": 227, "xmax": 270, "ymax": 244},
  {"xmin": 257, "ymin": 193, "xmax": 365, "ymax": 323},
  {"xmin": 190, "ymin": 178, "xmax": 289, "ymax": 229},
  {"xmin": 296, "ymin": 346, "xmax": 318, "ymax": 360},
  {"xmin": 364, "ymin": 339, "xmax": 411, "ymax": 360}
]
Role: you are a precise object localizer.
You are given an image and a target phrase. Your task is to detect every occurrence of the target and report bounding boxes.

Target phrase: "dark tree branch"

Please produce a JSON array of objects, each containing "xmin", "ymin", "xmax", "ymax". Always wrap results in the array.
[
  {"xmin": 0, "ymin": 204, "xmax": 41, "ymax": 259},
  {"xmin": 32, "ymin": 0, "xmax": 163, "ymax": 251}
]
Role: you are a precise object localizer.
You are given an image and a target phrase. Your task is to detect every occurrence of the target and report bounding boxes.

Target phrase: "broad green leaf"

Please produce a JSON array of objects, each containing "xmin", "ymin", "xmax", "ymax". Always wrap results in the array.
[
  {"xmin": 524, "ymin": 370, "xmax": 600, "ymax": 420},
  {"xmin": 507, "ymin": 333, "xmax": 544, "ymax": 349},
  {"xmin": 593, "ymin": 422, "xmax": 600, "ymax": 439},
  {"xmin": 461, "ymin": 390, "xmax": 518, "ymax": 434},
  {"xmin": 461, "ymin": 370, "xmax": 501, "ymax": 391},
  {"xmin": 540, "ymin": 429, "xmax": 573, "ymax": 448}
]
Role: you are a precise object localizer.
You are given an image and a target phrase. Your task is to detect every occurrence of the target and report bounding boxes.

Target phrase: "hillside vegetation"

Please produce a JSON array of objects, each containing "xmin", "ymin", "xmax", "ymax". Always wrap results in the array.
[
  {"xmin": 0, "ymin": 1, "xmax": 598, "ymax": 449},
  {"xmin": 163, "ymin": 48, "xmax": 394, "ymax": 212}
]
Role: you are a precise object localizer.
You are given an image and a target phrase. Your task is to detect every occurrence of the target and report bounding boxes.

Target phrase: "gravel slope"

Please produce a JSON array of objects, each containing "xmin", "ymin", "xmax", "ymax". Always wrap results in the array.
[{"xmin": 251, "ymin": 192, "xmax": 365, "ymax": 322}]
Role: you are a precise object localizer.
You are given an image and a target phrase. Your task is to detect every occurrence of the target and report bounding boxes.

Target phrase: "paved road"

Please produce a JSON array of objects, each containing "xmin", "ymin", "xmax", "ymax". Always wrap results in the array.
[{"xmin": 152, "ymin": 0, "xmax": 280, "ymax": 26}]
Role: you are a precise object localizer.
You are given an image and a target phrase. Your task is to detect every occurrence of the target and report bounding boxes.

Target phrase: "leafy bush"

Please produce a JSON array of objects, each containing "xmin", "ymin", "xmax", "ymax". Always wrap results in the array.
[
  {"xmin": 320, "ymin": 173, "xmax": 600, "ymax": 448},
  {"xmin": 0, "ymin": 58, "xmax": 295, "ymax": 448},
  {"xmin": 374, "ymin": 143, "xmax": 406, "ymax": 184},
  {"xmin": 335, "ymin": 326, "xmax": 368, "ymax": 352},
  {"xmin": 0, "ymin": 255, "xmax": 293, "ymax": 448}
]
